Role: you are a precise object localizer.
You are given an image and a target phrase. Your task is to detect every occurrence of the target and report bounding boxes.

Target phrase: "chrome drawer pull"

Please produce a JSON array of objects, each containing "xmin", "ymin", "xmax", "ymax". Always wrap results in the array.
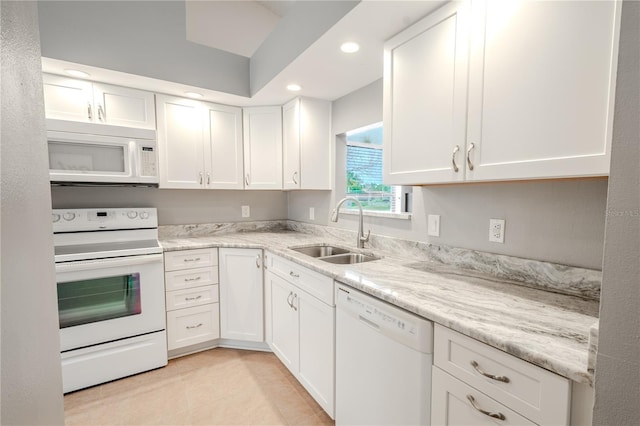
[
  {"xmin": 183, "ymin": 257, "xmax": 201, "ymax": 262},
  {"xmin": 289, "ymin": 271, "xmax": 299, "ymax": 278},
  {"xmin": 185, "ymin": 295, "xmax": 202, "ymax": 301},
  {"xmin": 186, "ymin": 323, "xmax": 203, "ymax": 329},
  {"xmin": 470, "ymin": 361, "xmax": 510, "ymax": 383},
  {"xmin": 184, "ymin": 276, "xmax": 202, "ymax": 282},
  {"xmin": 466, "ymin": 395, "xmax": 506, "ymax": 421},
  {"xmin": 467, "ymin": 142, "xmax": 475, "ymax": 171}
]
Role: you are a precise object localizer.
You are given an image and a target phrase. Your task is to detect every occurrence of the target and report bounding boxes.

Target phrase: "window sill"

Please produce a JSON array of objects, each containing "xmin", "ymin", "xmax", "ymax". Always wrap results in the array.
[{"xmin": 339, "ymin": 209, "xmax": 412, "ymax": 220}]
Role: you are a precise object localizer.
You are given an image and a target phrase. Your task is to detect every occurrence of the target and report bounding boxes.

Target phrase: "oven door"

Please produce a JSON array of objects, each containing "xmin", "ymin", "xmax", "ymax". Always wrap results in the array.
[{"xmin": 56, "ymin": 253, "xmax": 165, "ymax": 352}]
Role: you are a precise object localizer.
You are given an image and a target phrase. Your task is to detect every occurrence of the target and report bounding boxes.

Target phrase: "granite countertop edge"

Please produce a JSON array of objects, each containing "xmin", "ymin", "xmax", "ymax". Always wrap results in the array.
[{"xmin": 160, "ymin": 231, "xmax": 598, "ymax": 386}]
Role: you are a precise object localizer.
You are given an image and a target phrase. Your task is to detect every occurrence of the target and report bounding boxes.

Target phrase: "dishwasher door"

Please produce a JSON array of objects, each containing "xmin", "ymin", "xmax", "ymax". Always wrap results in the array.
[{"xmin": 335, "ymin": 283, "xmax": 434, "ymax": 426}]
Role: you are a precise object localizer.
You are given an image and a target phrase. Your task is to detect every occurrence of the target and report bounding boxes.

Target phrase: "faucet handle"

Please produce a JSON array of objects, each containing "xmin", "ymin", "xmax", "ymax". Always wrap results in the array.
[{"xmin": 360, "ymin": 230, "xmax": 371, "ymax": 243}]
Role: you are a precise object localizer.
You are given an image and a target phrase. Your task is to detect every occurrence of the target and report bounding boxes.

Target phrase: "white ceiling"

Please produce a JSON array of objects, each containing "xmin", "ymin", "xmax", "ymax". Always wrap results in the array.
[{"xmin": 42, "ymin": 1, "xmax": 445, "ymax": 106}]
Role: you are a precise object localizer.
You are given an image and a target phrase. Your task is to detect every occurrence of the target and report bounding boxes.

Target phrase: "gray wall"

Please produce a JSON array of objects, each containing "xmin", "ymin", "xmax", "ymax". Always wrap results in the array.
[
  {"xmin": 38, "ymin": 1, "xmax": 250, "ymax": 97},
  {"xmin": 593, "ymin": 1, "xmax": 640, "ymax": 422},
  {"xmin": 288, "ymin": 79, "xmax": 609, "ymax": 269},
  {"xmin": 1, "ymin": 1, "xmax": 65, "ymax": 423},
  {"xmin": 51, "ymin": 187, "xmax": 288, "ymax": 225}
]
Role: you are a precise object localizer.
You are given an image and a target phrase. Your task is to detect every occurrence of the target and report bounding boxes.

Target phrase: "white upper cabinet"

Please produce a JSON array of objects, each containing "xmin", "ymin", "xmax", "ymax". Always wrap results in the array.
[
  {"xmin": 383, "ymin": 1, "xmax": 470, "ymax": 185},
  {"xmin": 156, "ymin": 94, "xmax": 244, "ymax": 189},
  {"xmin": 282, "ymin": 98, "xmax": 332, "ymax": 190},
  {"xmin": 204, "ymin": 103, "xmax": 245, "ymax": 189},
  {"xmin": 242, "ymin": 107, "xmax": 283, "ymax": 190},
  {"xmin": 384, "ymin": 0, "xmax": 620, "ymax": 185},
  {"xmin": 466, "ymin": 0, "xmax": 620, "ymax": 181},
  {"xmin": 43, "ymin": 74, "xmax": 155, "ymax": 129}
]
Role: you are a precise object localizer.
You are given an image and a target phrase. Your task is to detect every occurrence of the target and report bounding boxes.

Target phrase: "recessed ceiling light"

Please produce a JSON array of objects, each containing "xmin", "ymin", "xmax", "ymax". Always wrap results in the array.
[
  {"xmin": 340, "ymin": 42, "xmax": 360, "ymax": 53},
  {"xmin": 185, "ymin": 91, "xmax": 203, "ymax": 99},
  {"xmin": 65, "ymin": 69, "xmax": 90, "ymax": 78},
  {"xmin": 287, "ymin": 84, "xmax": 302, "ymax": 92}
]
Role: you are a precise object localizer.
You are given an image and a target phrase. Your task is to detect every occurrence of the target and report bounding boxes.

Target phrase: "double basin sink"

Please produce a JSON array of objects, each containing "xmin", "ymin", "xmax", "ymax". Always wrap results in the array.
[{"xmin": 290, "ymin": 244, "xmax": 379, "ymax": 264}]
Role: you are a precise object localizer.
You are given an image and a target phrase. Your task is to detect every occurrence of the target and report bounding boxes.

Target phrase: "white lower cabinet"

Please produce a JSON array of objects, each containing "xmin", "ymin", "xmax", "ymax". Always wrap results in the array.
[
  {"xmin": 218, "ymin": 248, "xmax": 264, "ymax": 342},
  {"xmin": 432, "ymin": 324, "xmax": 570, "ymax": 425},
  {"xmin": 164, "ymin": 248, "xmax": 220, "ymax": 353},
  {"xmin": 265, "ymin": 253, "xmax": 335, "ymax": 418}
]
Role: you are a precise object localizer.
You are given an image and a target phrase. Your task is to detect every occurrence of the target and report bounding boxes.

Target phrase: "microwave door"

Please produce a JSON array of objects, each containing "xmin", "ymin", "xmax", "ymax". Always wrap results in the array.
[{"xmin": 48, "ymin": 131, "xmax": 133, "ymax": 183}]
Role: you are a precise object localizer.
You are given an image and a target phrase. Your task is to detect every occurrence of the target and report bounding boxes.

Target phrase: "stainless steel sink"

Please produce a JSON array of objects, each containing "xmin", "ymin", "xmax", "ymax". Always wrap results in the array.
[
  {"xmin": 290, "ymin": 245, "xmax": 350, "ymax": 258},
  {"xmin": 319, "ymin": 253, "xmax": 379, "ymax": 264}
]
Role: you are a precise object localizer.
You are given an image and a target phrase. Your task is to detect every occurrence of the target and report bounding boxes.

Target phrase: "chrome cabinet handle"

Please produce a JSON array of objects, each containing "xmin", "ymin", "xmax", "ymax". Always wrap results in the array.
[
  {"xmin": 264, "ymin": 255, "xmax": 267, "ymax": 270},
  {"xmin": 199, "ymin": 172, "xmax": 204, "ymax": 185},
  {"xmin": 289, "ymin": 271, "xmax": 299, "ymax": 278},
  {"xmin": 87, "ymin": 102, "xmax": 93, "ymax": 120},
  {"xmin": 467, "ymin": 142, "xmax": 475, "ymax": 171},
  {"xmin": 185, "ymin": 295, "xmax": 202, "ymax": 301},
  {"xmin": 183, "ymin": 257, "xmax": 201, "ymax": 263},
  {"xmin": 186, "ymin": 323, "xmax": 203, "ymax": 329},
  {"xmin": 287, "ymin": 291, "xmax": 293, "ymax": 308},
  {"xmin": 452, "ymin": 145, "xmax": 460, "ymax": 172},
  {"xmin": 292, "ymin": 293, "xmax": 298, "ymax": 311},
  {"xmin": 255, "ymin": 255, "xmax": 261, "ymax": 269},
  {"xmin": 292, "ymin": 171, "xmax": 298, "ymax": 185},
  {"xmin": 466, "ymin": 395, "xmax": 506, "ymax": 421},
  {"xmin": 97, "ymin": 104, "xmax": 105, "ymax": 121},
  {"xmin": 245, "ymin": 174, "xmax": 250, "ymax": 186},
  {"xmin": 184, "ymin": 276, "xmax": 202, "ymax": 282},
  {"xmin": 206, "ymin": 173, "xmax": 211, "ymax": 185},
  {"xmin": 470, "ymin": 361, "xmax": 510, "ymax": 383}
]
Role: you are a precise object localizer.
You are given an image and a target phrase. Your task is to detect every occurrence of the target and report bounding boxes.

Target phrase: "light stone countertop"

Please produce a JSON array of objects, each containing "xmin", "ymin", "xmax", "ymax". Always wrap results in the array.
[{"xmin": 161, "ymin": 229, "xmax": 599, "ymax": 385}]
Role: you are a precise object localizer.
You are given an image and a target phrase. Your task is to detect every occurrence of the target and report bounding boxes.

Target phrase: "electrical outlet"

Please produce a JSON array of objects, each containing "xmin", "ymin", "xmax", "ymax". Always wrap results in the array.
[
  {"xmin": 427, "ymin": 214, "xmax": 440, "ymax": 237},
  {"xmin": 241, "ymin": 205, "xmax": 250, "ymax": 218},
  {"xmin": 489, "ymin": 219, "xmax": 505, "ymax": 243},
  {"xmin": 309, "ymin": 207, "xmax": 315, "ymax": 221}
]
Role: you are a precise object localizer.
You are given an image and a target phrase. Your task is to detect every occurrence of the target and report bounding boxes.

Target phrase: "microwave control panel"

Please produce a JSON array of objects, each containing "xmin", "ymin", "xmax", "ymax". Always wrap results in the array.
[{"xmin": 140, "ymin": 146, "xmax": 157, "ymax": 177}]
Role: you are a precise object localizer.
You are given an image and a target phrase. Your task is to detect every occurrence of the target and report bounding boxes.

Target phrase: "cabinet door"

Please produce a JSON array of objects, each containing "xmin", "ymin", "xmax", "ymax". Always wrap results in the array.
[
  {"xmin": 431, "ymin": 367, "xmax": 535, "ymax": 426},
  {"xmin": 298, "ymin": 291, "xmax": 335, "ymax": 418},
  {"xmin": 383, "ymin": 2, "xmax": 469, "ymax": 185},
  {"xmin": 42, "ymin": 74, "xmax": 94, "ymax": 122},
  {"xmin": 218, "ymin": 248, "xmax": 264, "ymax": 342},
  {"xmin": 203, "ymin": 103, "xmax": 244, "ymax": 189},
  {"xmin": 466, "ymin": 0, "xmax": 620, "ymax": 180},
  {"xmin": 92, "ymin": 83, "xmax": 156, "ymax": 129},
  {"xmin": 242, "ymin": 107, "xmax": 283, "ymax": 190},
  {"xmin": 282, "ymin": 99, "xmax": 300, "ymax": 190},
  {"xmin": 268, "ymin": 272, "xmax": 299, "ymax": 374},
  {"xmin": 299, "ymin": 98, "xmax": 332, "ymax": 190},
  {"xmin": 156, "ymin": 94, "xmax": 206, "ymax": 189}
]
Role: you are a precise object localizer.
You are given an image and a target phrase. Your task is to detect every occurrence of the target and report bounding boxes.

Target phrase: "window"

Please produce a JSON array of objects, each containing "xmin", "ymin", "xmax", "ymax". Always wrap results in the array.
[{"xmin": 344, "ymin": 122, "xmax": 405, "ymax": 214}]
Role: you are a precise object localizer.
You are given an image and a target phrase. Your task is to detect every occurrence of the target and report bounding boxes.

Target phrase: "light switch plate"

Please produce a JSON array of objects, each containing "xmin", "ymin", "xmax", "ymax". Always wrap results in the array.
[
  {"xmin": 489, "ymin": 219, "xmax": 505, "ymax": 243},
  {"xmin": 427, "ymin": 214, "xmax": 440, "ymax": 237},
  {"xmin": 241, "ymin": 205, "xmax": 250, "ymax": 218}
]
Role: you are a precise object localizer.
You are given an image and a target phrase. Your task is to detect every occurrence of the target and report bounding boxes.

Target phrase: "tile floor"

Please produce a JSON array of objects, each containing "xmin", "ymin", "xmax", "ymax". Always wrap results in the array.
[{"xmin": 64, "ymin": 348, "xmax": 334, "ymax": 425}]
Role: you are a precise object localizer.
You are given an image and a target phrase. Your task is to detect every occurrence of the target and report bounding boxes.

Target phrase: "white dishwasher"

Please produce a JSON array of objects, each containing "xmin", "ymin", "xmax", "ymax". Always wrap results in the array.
[{"xmin": 335, "ymin": 283, "xmax": 434, "ymax": 426}]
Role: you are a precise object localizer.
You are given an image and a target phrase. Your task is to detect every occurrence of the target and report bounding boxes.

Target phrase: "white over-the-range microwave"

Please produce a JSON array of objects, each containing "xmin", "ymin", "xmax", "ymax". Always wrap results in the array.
[{"xmin": 47, "ymin": 119, "xmax": 159, "ymax": 186}]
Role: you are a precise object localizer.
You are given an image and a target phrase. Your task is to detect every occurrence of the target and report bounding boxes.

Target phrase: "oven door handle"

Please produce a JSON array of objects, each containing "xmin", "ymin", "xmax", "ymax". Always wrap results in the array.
[{"xmin": 55, "ymin": 253, "xmax": 164, "ymax": 273}]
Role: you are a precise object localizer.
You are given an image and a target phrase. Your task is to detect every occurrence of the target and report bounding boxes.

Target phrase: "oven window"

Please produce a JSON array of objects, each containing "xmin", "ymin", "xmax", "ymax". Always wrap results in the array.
[{"xmin": 57, "ymin": 274, "xmax": 142, "ymax": 328}]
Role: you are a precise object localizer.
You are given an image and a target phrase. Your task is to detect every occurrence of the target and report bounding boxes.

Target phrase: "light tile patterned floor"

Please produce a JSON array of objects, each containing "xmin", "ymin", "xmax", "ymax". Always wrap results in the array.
[{"xmin": 64, "ymin": 348, "xmax": 334, "ymax": 425}]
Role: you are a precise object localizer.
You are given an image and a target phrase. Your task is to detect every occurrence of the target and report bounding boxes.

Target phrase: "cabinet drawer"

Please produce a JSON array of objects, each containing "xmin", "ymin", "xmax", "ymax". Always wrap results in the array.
[
  {"xmin": 166, "ymin": 303, "xmax": 219, "ymax": 350},
  {"xmin": 166, "ymin": 285, "xmax": 219, "ymax": 311},
  {"xmin": 165, "ymin": 266, "xmax": 218, "ymax": 291},
  {"xmin": 434, "ymin": 325, "xmax": 570, "ymax": 425},
  {"xmin": 432, "ymin": 367, "xmax": 535, "ymax": 426},
  {"xmin": 266, "ymin": 253, "xmax": 334, "ymax": 305},
  {"xmin": 164, "ymin": 248, "xmax": 218, "ymax": 271}
]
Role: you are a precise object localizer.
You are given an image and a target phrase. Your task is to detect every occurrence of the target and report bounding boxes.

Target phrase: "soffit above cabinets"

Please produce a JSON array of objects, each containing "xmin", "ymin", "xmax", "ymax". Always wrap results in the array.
[{"xmin": 40, "ymin": 1, "xmax": 444, "ymax": 106}]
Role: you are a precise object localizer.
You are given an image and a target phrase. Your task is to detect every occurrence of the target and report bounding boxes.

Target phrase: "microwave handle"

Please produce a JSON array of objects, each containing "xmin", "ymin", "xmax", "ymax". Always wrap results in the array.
[
  {"xmin": 129, "ymin": 140, "xmax": 138, "ymax": 178},
  {"xmin": 56, "ymin": 253, "xmax": 163, "ymax": 273}
]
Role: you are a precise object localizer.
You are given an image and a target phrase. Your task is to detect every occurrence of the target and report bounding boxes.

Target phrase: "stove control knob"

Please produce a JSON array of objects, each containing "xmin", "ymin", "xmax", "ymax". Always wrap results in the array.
[
  {"xmin": 52, "ymin": 213, "xmax": 61, "ymax": 223},
  {"xmin": 63, "ymin": 212, "xmax": 75, "ymax": 221},
  {"xmin": 127, "ymin": 211, "xmax": 138, "ymax": 219},
  {"xmin": 140, "ymin": 211, "xmax": 149, "ymax": 219}
]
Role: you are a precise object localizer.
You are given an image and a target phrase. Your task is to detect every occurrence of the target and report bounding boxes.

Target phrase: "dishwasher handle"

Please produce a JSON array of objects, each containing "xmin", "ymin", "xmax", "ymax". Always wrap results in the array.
[{"xmin": 358, "ymin": 315, "xmax": 380, "ymax": 330}]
